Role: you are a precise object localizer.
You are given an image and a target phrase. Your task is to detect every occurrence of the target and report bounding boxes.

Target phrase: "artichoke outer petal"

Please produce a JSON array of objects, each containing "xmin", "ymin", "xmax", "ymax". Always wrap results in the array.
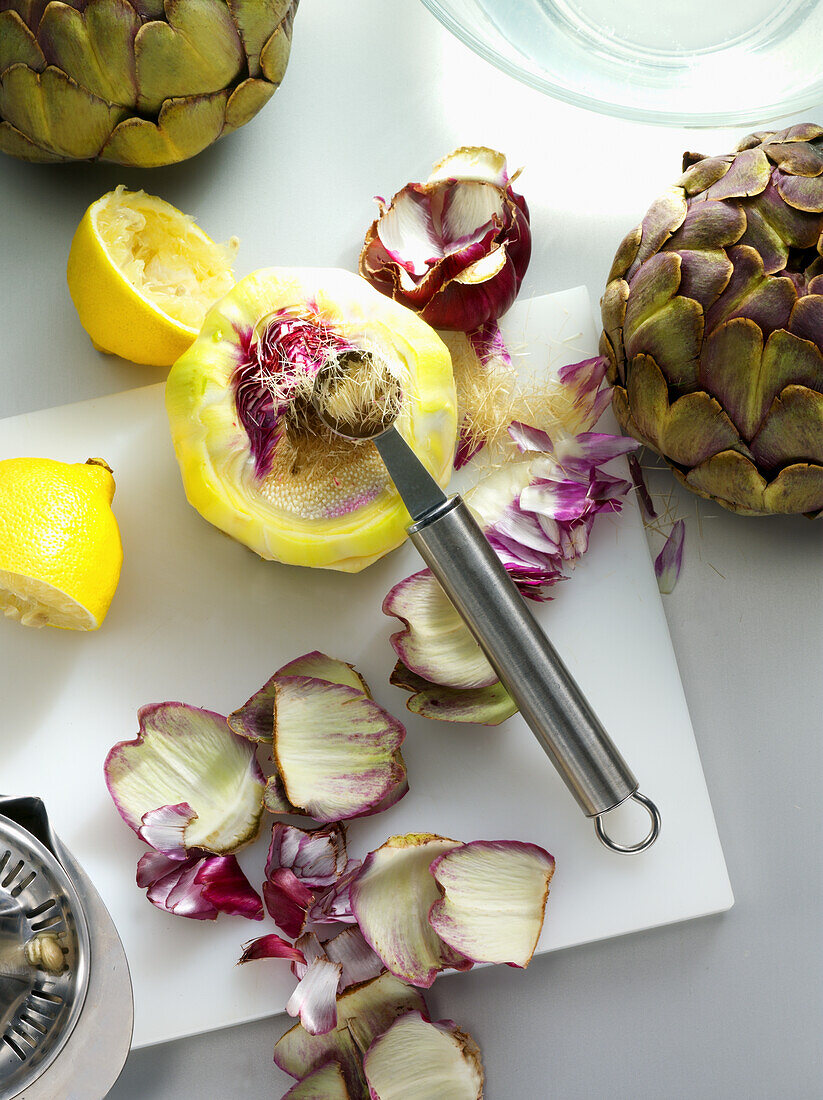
[
  {"xmin": 789, "ymin": 294, "xmax": 823, "ymax": 348},
  {"xmin": 703, "ymin": 148, "xmax": 771, "ymax": 201},
  {"xmin": 737, "ymin": 204, "xmax": 789, "ymax": 275},
  {"xmin": 37, "ymin": 0, "xmax": 140, "ymax": 108},
  {"xmin": 100, "ymin": 89, "xmax": 228, "ymax": 167},
  {"xmin": 627, "ymin": 187, "xmax": 687, "ymax": 278},
  {"xmin": 259, "ymin": 11, "xmax": 294, "ymax": 84},
  {"xmin": 627, "ymin": 353, "xmax": 741, "ymax": 467},
  {"xmin": 0, "ymin": 63, "xmax": 125, "ymax": 159},
  {"xmin": 683, "ymin": 450, "xmax": 770, "ymax": 514},
  {"xmin": 606, "ymin": 224, "xmax": 642, "ymax": 283},
  {"xmin": 663, "ymin": 198, "xmax": 746, "ymax": 253},
  {"xmin": 762, "ymin": 464, "xmax": 823, "ymax": 515},
  {"xmin": 624, "ymin": 295, "xmax": 703, "ymax": 390},
  {"xmin": 134, "ymin": 0, "xmax": 245, "ymax": 115},
  {"xmin": 673, "ymin": 249, "xmax": 733, "ymax": 311},
  {"xmin": 750, "ymin": 385, "xmax": 823, "ymax": 469},
  {"xmin": 775, "ymin": 172, "xmax": 823, "ymax": 214},
  {"xmin": 0, "ymin": 9, "xmax": 46, "ymax": 72},
  {"xmin": 624, "ymin": 251, "xmax": 682, "ymax": 338},
  {"xmin": 223, "ymin": 76, "xmax": 275, "ymax": 133},
  {"xmin": 226, "ymin": 0, "xmax": 293, "ymax": 78},
  {"xmin": 676, "ymin": 155, "xmax": 732, "ymax": 196},
  {"xmin": 763, "ymin": 140, "xmax": 823, "ymax": 177},
  {"xmin": 0, "ymin": 118, "xmax": 65, "ymax": 162}
]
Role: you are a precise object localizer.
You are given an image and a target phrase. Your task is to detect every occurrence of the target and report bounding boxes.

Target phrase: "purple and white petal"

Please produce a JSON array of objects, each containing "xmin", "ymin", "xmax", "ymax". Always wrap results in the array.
[
  {"xmin": 323, "ymin": 927, "xmax": 386, "ymax": 989},
  {"xmin": 507, "ymin": 421, "xmax": 554, "ymax": 455},
  {"xmin": 267, "ymin": 822, "xmax": 349, "ymax": 888},
  {"xmin": 136, "ymin": 802, "xmax": 195, "ymax": 858},
  {"xmin": 238, "ymin": 933, "xmax": 306, "ymax": 965},
  {"xmin": 273, "ymin": 678, "xmax": 407, "ymax": 822},
  {"xmin": 363, "ymin": 1012, "xmax": 484, "ymax": 1100},
  {"xmin": 384, "ymin": 570, "xmax": 498, "ymax": 690},
  {"xmin": 263, "ymin": 868, "xmax": 316, "ymax": 938},
  {"xmin": 349, "ymin": 835, "xmax": 472, "ymax": 988},
  {"xmin": 654, "ymin": 519, "xmax": 686, "ymax": 594},
  {"xmin": 286, "ymin": 957, "xmax": 344, "ymax": 1036},
  {"xmin": 428, "ymin": 841, "xmax": 555, "ymax": 968},
  {"xmin": 137, "ymin": 852, "xmax": 263, "ymax": 922},
  {"xmin": 105, "ymin": 703, "xmax": 265, "ymax": 856},
  {"xmin": 519, "ymin": 478, "xmax": 591, "ymax": 523},
  {"xmin": 305, "ymin": 862, "xmax": 362, "ymax": 927}
]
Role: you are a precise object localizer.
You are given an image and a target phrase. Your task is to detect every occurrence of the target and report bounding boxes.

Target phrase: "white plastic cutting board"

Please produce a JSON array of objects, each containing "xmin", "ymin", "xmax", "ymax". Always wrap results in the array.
[{"xmin": 0, "ymin": 288, "xmax": 732, "ymax": 1048}]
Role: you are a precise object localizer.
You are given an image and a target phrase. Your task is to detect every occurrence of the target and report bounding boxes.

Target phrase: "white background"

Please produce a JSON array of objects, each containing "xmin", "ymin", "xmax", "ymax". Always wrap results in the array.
[{"xmin": 0, "ymin": 0, "xmax": 821, "ymax": 1096}]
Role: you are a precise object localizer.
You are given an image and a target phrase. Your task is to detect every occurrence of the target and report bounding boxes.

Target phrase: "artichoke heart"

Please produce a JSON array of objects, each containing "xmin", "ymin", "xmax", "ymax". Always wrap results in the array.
[{"xmin": 165, "ymin": 268, "xmax": 457, "ymax": 572}]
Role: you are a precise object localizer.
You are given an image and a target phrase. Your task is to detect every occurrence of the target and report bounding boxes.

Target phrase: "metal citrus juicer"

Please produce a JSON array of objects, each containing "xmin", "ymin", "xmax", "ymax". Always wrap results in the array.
[
  {"xmin": 313, "ymin": 357, "xmax": 661, "ymax": 855},
  {"xmin": 0, "ymin": 795, "xmax": 133, "ymax": 1099}
]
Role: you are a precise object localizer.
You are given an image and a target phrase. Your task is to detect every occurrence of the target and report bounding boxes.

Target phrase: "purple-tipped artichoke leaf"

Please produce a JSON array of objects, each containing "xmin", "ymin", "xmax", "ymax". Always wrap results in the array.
[
  {"xmin": 407, "ymin": 680, "xmax": 517, "ymax": 726},
  {"xmin": 239, "ymin": 932, "xmax": 305, "ymax": 965},
  {"xmin": 349, "ymin": 835, "xmax": 471, "ymax": 988},
  {"xmin": 654, "ymin": 519, "xmax": 686, "ymax": 594},
  {"xmin": 138, "ymin": 851, "xmax": 263, "ymax": 921},
  {"xmin": 273, "ymin": 677, "xmax": 407, "ymax": 822},
  {"xmin": 383, "ymin": 570, "xmax": 497, "ymax": 690},
  {"xmin": 277, "ymin": 651, "xmax": 372, "ymax": 696},
  {"xmin": 323, "ymin": 927, "xmax": 386, "ymax": 990},
  {"xmin": 281, "ymin": 1061, "xmax": 352, "ymax": 1099},
  {"xmin": 137, "ymin": 802, "xmax": 196, "ymax": 857},
  {"xmin": 105, "ymin": 703, "xmax": 265, "ymax": 855},
  {"xmin": 428, "ymin": 840, "xmax": 555, "ymax": 968},
  {"xmin": 363, "ymin": 1012, "xmax": 484, "ymax": 1100},
  {"xmin": 287, "ymin": 956, "xmax": 343, "ymax": 1035},
  {"xmin": 274, "ymin": 972, "xmax": 427, "ymax": 1098}
]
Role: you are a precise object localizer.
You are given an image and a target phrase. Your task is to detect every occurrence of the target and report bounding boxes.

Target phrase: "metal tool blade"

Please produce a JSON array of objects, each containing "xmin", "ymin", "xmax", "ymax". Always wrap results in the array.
[{"xmin": 373, "ymin": 427, "xmax": 448, "ymax": 522}]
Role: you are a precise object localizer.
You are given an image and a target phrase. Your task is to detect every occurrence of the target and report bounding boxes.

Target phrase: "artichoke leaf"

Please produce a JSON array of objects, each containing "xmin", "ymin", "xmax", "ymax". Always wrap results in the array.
[
  {"xmin": 750, "ymin": 385, "xmax": 823, "ymax": 468},
  {"xmin": 625, "ymin": 295, "xmax": 702, "ymax": 390},
  {"xmin": 259, "ymin": 14, "xmax": 294, "ymax": 84},
  {"xmin": 37, "ymin": 0, "xmax": 140, "ymax": 107},
  {"xmin": 763, "ymin": 463, "xmax": 823, "ymax": 515},
  {"xmin": 663, "ymin": 198, "xmax": 746, "ymax": 252},
  {"xmin": 624, "ymin": 252, "xmax": 682, "ymax": 339},
  {"xmin": 135, "ymin": 0, "xmax": 244, "ymax": 114},
  {"xmin": 0, "ymin": 10, "xmax": 45, "ymax": 72},
  {"xmin": 223, "ymin": 76, "xmax": 275, "ymax": 132},
  {"xmin": 0, "ymin": 118, "xmax": 65, "ymax": 162},
  {"xmin": 0, "ymin": 64, "xmax": 125, "ymax": 159},
  {"xmin": 628, "ymin": 187, "xmax": 687, "ymax": 277},
  {"xmin": 100, "ymin": 90, "xmax": 227, "ymax": 167},
  {"xmin": 226, "ymin": 0, "xmax": 292, "ymax": 77},
  {"xmin": 674, "ymin": 249, "xmax": 733, "ymax": 311},
  {"xmin": 704, "ymin": 148, "xmax": 770, "ymax": 200}
]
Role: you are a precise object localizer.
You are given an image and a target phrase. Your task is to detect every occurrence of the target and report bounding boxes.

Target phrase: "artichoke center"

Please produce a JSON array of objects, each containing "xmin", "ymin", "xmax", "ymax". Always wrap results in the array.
[{"xmin": 231, "ymin": 311, "xmax": 398, "ymax": 520}]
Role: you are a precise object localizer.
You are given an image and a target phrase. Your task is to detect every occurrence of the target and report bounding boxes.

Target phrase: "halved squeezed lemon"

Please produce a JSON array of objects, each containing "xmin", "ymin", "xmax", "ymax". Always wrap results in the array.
[
  {"xmin": 0, "ymin": 458, "xmax": 123, "ymax": 631},
  {"xmin": 67, "ymin": 186, "xmax": 237, "ymax": 368}
]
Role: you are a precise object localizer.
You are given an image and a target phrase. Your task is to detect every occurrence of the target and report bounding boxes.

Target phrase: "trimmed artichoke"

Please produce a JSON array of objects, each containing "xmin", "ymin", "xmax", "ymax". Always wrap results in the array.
[
  {"xmin": 602, "ymin": 124, "xmax": 823, "ymax": 517},
  {"xmin": 166, "ymin": 268, "xmax": 456, "ymax": 573},
  {"xmin": 0, "ymin": 0, "xmax": 297, "ymax": 166}
]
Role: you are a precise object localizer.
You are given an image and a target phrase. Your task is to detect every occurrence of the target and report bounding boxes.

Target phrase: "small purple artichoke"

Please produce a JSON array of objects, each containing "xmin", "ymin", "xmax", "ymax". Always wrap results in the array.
[{"xmin": 360, "ymin": 146, "xmax": 531, "ymax": 332}]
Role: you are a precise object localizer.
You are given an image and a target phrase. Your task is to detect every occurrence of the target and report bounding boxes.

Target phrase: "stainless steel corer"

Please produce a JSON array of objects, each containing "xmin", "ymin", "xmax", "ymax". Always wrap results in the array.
[
  {"xmin": 314, "ymin": 367, "xmax": 661, "ymax": 854},
  {"xmin": 0, "ymin": 795, "xmax": 133, "ymax": 1099}
]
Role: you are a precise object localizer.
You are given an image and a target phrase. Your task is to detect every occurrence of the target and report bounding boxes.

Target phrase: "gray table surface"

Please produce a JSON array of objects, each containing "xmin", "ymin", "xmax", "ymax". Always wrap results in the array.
[{"xmin": 1, "ymin": 1, "xmax": 821, "ymax": 1096}]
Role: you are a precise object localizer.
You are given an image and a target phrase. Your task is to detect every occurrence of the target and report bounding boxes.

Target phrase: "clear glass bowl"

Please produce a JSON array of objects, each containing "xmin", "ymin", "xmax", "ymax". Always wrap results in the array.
[{"xmin": 420, "ymin": 0, "xmax": 823, "ymax": 127}]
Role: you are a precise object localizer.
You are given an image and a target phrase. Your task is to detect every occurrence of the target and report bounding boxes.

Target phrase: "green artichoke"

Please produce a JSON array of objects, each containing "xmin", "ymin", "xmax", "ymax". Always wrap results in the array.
[
  {"xmin": 602, "ymin": 124, "xmax": 823, "ymax": 517},
  {"xmin": 0, "ymin": 0, "xmax": 297, "ymax": 166}
]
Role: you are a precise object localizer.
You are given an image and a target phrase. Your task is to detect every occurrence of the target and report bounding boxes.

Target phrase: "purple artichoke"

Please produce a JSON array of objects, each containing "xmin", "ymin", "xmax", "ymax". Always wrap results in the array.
[{"xmin": 602, "ymin": 124, "xmax": 823, "ymax": 516}]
